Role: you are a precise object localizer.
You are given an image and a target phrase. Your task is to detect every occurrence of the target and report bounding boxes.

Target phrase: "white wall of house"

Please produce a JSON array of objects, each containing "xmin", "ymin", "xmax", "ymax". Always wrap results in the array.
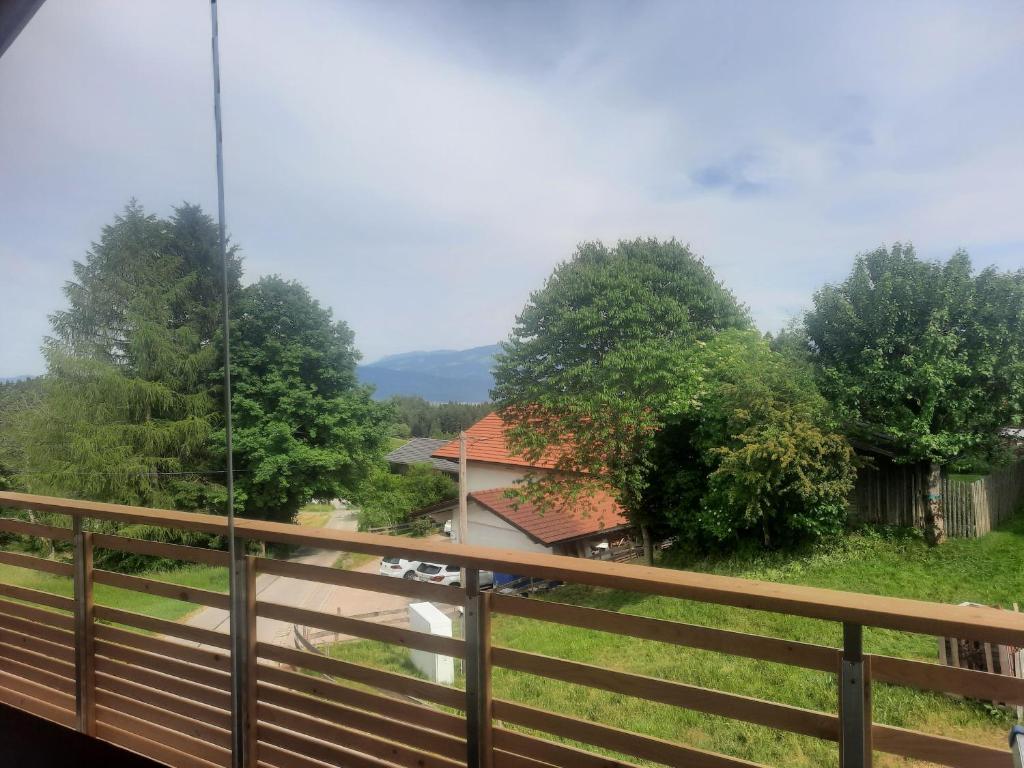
[
  {"xmin": 452, "ymin": 499, "xmax": 553, "ymax": 555},
  {"xmin": 464, "ymin": 462, "xmax": 530, "ymax": 492}
]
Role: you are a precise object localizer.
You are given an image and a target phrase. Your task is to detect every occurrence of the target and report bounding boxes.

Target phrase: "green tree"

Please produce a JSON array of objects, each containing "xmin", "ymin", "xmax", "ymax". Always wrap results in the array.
[
  {"xmin": 492, "ymin": 238, "xmax": 750, "ymax": 560},
  {"xmin": 229, "ymin": 276, "xmax": 390, "ymax": 524},
  {"xmin": 21, "ymin": 202, "xmax": 238, "ymax": 514},
  {"xmin": 646, "ymin": 331, "xmax": 855, "ymax": 549},
  {"xmin": 387, "ymin": 396, "xmax": 492, "ymax": 438},
  {"xmin": 354, "ymin": 463, "xmax": 457, "ymax": 531},
  {"xmin": 804, "ymin": 244, "xmax": 1024, "ymax": 543}
]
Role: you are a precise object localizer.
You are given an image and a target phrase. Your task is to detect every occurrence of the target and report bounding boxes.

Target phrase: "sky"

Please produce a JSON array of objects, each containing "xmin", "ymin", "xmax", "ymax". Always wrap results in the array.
[{"xmin": 1, "ymin": 0, "xmax": 1023, "ymax": 378}]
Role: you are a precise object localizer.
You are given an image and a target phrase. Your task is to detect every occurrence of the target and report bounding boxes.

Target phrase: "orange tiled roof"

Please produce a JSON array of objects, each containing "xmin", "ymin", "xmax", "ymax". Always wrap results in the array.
[
  {"xmin": 468, "ymin": 486, "xmax": 630, "ymax": 545},
  {"xmin": 432, "ymin": 412, "xmax": 564, "ymax": 470}
]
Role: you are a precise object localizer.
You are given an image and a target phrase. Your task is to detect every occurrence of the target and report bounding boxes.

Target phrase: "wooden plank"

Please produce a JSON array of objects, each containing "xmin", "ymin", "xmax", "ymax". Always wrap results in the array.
[
  {"xmin": 258, "ymin": 599, "xmax": 465, "ymax": 657},
  {"xmin": 0, "ymin": 652, "xmax": 75, "ymax": 695},
  {"xmin": 96, "ymin": 721, "xmax": 223, "ymax": 768},
  {"xmin": 94, "ymin": 656, "xmax": 232, "ymax": 711},
  {"xmin": 73, "ymin": 526, "xmax": 96, "ymax": 735},
  {"xmin": 872, "ymin": 653, "xmax": 1024, "ymax": 706},
  {"xmin": 258, "ymin": 741, "xmax": 340, "ymax": 768},
  {"xmin": 490, "ymin": 593, "xmax": 841, "ymax": 673},
  {"xmin": 872, "ymin": 724, "xmax": 1009, "ymax": 768},
  {"xmin": 256, "ymin": 555, "xmax": 462, "ymax": 603},
  {"xmin": 259, "ymin": 681, "xmax": 466, "ymax": 762},
  {"xmin": 0, "ymin": 679, "xmax": 75, "ymax": 729},
  {"xmin": 97, "ymin": 704, "xmax": 231, "ymax": 766},
  {"xmin": 96, "ymin": 687, "xmax": 231, "ymax": 748},
  {"xmin": 257, "ymin": 664, "xmax": 465, "ymax": 737},
  {"xmin": 0, "ymin": 594, "xmax": 74, "ymax": 629},
  {"xmin": 0, "ymin": 581, "xmax": 74, "ymax": 611},
  {"xmin": 493, "ymin": 751, "xmax": 558, "ymax": 768},
  {"xmin": 92, "ymin": 532, "xmax": 230, "ymax": 566},
  {"xmin": 257, "ymin": 642, "xmax": 465, "ymax": 709},
  {"xmin": 245, "ymin": 554, "xmax": 258, "ymax": 765},
  {"xmin": 95, "ymin": 670, "xmax": 232, "ymax": 730},
  {"xmin": 0, "ymin": 625, "xmax": 75, "ymax": 663},
  {"xmin": 6, "ymin": 491, "xmax": 1024, "ymax": 644},
  {"xmin": 0, "ymin": 549, "xmax": 73, "ymax": 576},
  {"xmin": 491, "ymin": 646, "xmax": 839, "ymax": 741},
  {"xmin": 0, "ymin": 516, "xmax": 73, "ymax": 540},
  {"xmin": 94, "ymin": 605, "xmax": 232, "ymax": 649},
  {"xmin": 493, "ymin": 698, "xmax": 761, "ymax": 768},
  {"xmin": 0, "ymin": 604, "xmax": 75, "ymax": 645},
  {"xmin": 0, "ymin": 636, "xmax": 76, "ymax": 679},
  {"xmin": 95, "ymin": 623, "xmax": 232, "ymax": 671},
  {"xmin": 258, "ymin": 701, "xmax": 464, "ymax": 768},
  {"xmin": 0, "ymin": 667, "xmax": 75, "ymax": 711},
  {"xmin": 257, "ymin": 722, "xmax": 398, "ymax": 768},
  {"xmin": 95, "ymin": 639, "xmax": 231, "ymax": 690},
  {"xmin": 93, "ymin": 569, "xmax": 230, "ymax": 609},
  {"xmin": 493, "ymin": 727, "xmax": 645, "ymax": 768}
]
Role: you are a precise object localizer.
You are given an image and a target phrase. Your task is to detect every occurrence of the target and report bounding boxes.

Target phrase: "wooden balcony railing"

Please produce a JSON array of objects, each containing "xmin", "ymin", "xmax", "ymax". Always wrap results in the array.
[{"xmin": 0, "ymin": 490, "xmax": 1022, "ymax": 768}]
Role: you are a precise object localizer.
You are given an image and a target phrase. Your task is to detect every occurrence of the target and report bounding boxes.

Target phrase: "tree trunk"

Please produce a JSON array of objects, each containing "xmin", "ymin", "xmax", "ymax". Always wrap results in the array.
[
  {"xmin": 640, "ymin": 524, "xmax": 653, "ymax": 565},
  {"xmin": 924, "ymin": 461, "xmax": 945, "ymax": 546}
]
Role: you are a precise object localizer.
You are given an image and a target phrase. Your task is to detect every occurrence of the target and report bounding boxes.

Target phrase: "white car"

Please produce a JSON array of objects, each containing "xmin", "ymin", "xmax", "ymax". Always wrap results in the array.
[
  {"xmin": 379, "ymin": 557, "xmax": 421, "ymax": 580},
  {"xmin": 414, "ymin": 562, "xmax": 493, "ymax": 588}
]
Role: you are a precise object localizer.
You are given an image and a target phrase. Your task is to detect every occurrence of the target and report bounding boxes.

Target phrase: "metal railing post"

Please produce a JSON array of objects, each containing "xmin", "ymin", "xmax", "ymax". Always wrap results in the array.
[
  {"xmin": 230, "ymin": 539, "xmax": 253, "ymax": 768},
  {"xmin": 72, "ymin": 516, "xmax": 95, "ymax": 736},
  {"xmin": 464, "ymin": 568, "xmax": 493, "ymax": 768},
  {"xmin": 840, "ymin": 622, "xmax": 872, "ymax": 768}
]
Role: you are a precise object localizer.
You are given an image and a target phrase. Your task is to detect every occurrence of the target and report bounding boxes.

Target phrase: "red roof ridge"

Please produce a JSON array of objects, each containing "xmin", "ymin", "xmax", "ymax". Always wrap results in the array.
[{"xmin": 432, "ymin": 412, "xmax": 564, "ymax": 469}]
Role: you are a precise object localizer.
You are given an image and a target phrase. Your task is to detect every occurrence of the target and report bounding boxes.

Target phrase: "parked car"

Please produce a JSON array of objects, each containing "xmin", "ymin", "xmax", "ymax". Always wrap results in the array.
[
  {"xmin": 379, "ymin": 557, "xmax": 421, "ymax": 579},
  {"xmin": 413, "ymin": 562, "xmax": 493, "ymax": 588}
]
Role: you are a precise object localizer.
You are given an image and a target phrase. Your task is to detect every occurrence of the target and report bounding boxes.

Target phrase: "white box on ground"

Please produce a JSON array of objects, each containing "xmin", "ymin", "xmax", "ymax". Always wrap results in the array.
[{"xmin": 408, "ymin": 602, "xmax": 454, "ymax": 685}]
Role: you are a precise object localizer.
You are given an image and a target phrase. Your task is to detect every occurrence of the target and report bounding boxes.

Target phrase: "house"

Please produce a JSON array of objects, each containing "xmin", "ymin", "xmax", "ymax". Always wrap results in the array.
[
  {"xmin": 385, "ymin": 437, "xmax": 459, "ymax": 479},
  {"xmin": 432, "ymin": 413, "xmax": 632, "ymax": 557}
]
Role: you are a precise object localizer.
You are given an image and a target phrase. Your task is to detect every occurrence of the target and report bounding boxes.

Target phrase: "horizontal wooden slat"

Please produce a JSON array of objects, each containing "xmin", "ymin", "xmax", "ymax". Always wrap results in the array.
[
  {"xmin": 493, "ymin": 750, "xmax": 559, "ymax": 768},
  {"xmin": 258, "ymin": 701, "xmax": 463, "ymax": 768},
  {"xmin": 6, "ymin": 490, "xmax": 1024, "ymax": 644},
  {"xmin": 257, "ymin": 664, "xmax": 465, "ymax": 737},
  {"xmin": 0, "ymin": 595, "xmax": 74, "ymax": 629},
  {"xmin": 255, "ymin": 555, "xmax": 462, "ymax": 604},
  {"xmin": 258, "ymin": 722, "xmax": 399, "ymax": 768},
  {"xmin": 97, "ymin": 704, "xmax": 231, "ymax": 766},
  {"xmin": 257, "ymin": 642, "xmax": 464, "ymax": 709},
  {"xmin": 492, "ymin": 646, "xmax": 839, "ymax": 741},
  {"xmin": 491, "ymin": 593, "xmax": 840, "ymax": 673},
  {"xmin": 493, "ymin": 727, "xmax": 644, "ymax": 768},
  {"xmin": 871, "ymin": 653, "xmax": 1024, "ymax": 706},
  {"xmin": 92, "ymin": 532, "xmax": 230, "ymax": 566},
  {"xmin": 95, "ymin": 656, "xmax": 231, "ymax": 711},
  {"xmin": 258, "ymin": 600, "xmax": 465, "ymax": 657},
  {"xmin": 93, "ymin": 569, "xmax": 230, "ymax": 609},
  {"xmin": 0, "ymin": 516, "xmax": 73, "ymax": 541},
  {"xmin": 0, "ymin": 549, "xmax": 73, "ymax": 576},
  {"xmin": 0, "ymin": 636, "xmax": 76, "ymax": 679},
  {"xmin": 96, "ymin": 721, "xmax": 223, "ymax": 768},
  {"xmin": 0, "ymin": 653, "xmax": 75, "ymax": 695},
  {"xmin": 493, "ymin": 698, "xmax": 762, "ymax": 768},
  {"xmin": 95, "ymin": 671, "xmax": 232, "ymax": 730},
  {"xmin": 0, "ymin": 667, "xmax": 75, "ymax": 711},
  {"xmin": 0, "ymin": 679, "xmax": 75, "ymax": 729},
  {"xmin": 0, "ymin": 626, "xmax": 75, "ymax": 664},
  {"xmin": 258, "ymin": 741, "xmax": 340, "ymax": 768},
  {"xmin": 259, "ymin": 682, "xmax": 466, "ymax": 762},
  {"xmin": 95, "ymin": 623, "xmax": 232, "ymax": 671},
  {"xmin": 96, "ymin": 687, "xmax": 231, "ymax": 748},
  {"xmin": 0, "ymin": 604, "xmax": 75, "ymax": 645},
  {"xmin": 95, "ymin": 639, "xmax": 231, "ymax": 691},
  {"xmin": 94, "ymin": 605, "xmax": 231, "ymax": 649},
  {"xmin": 873, "ymin": 723, "xmax": 1009, "ymax": 768},
  {"xmin": 0, "ymin": 582, "xmax": 74, "ymax": 611}
]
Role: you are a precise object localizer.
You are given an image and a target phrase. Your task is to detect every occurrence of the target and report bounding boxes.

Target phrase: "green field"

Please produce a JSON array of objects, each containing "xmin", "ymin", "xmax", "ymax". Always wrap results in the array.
[{"xmin": 324, "ymin": 517, "xmax": 1024, "ymax": 767}]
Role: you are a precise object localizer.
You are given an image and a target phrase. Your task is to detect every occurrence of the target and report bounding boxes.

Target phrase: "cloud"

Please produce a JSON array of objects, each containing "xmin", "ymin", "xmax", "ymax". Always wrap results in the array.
[{"xmin": 1, "ymin": 0, "xmax": 1022, "ymax": 377}]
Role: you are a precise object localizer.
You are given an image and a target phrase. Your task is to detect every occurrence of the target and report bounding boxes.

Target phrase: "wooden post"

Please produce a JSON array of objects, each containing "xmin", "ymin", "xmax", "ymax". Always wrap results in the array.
[
  {"xmin": 72, "ymin": 517, "xmax": 95, "ymax": 736},
  {"xmin": 839, "ymin": 623, "xmax": 872, "ymax": 768},
  {"xmin": 458, "ymin": 431, "xmax": 468, "ymax": 544},
  {"xmin": 244, "ymin": 554, "xmax": 258, "ymax": 767},
  {"xmin": 464, "ymin": 569, "xmax": 492, "ymax": 768}
]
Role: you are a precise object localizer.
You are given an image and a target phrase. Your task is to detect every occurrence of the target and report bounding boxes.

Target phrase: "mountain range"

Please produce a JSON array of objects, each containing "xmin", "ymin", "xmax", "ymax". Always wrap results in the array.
[{"xmin": 357, "ymin": 344, "xmax": 499, "ymax": 403}]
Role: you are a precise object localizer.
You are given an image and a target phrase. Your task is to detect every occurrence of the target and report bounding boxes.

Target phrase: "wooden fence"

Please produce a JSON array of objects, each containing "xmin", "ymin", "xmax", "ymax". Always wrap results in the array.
[
  {"xmin": 849, "ymin": 460, "xmax": 1024, "ymax": 538},
  {"xmin": 1, "ymin": 490, "xmax": 1023, "ymax": 768}
]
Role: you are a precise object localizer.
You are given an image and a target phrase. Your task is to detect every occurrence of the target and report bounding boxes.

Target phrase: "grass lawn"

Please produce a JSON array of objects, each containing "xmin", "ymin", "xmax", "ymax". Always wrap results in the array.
[
  {"xmin": 0, "ymin": 560, "xmax": 228, "ymax": 622},
  {"xmin": 297, "ymin": 505, "xmax": 334, "ymax": 528},
  {"xmin": 332, "ymin": 551, "xmax": 377, "ymax": 570},
  {"xmin": 324, "ymin": 517, "xmax": 1024, "ymax": 768},
  {"xmin": 389, "ymin": 437, "xmax": 410, "ymax": 450}
]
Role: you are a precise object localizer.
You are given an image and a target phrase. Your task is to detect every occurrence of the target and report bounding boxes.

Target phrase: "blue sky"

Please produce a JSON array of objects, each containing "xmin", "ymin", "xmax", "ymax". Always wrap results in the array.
[{"xmin": 1, "ymin": 0, "xmax": 1023, "ymax": 377}]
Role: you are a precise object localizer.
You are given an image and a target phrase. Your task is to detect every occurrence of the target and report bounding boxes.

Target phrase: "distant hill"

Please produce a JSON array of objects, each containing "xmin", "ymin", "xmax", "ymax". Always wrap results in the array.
[
  {"xmin": 358, "ymin": 344, "xmax": 499, "ymax": 403},
  {"xmin": 0, "ymin": 375, "xmax": 32, "ymax": 384}
]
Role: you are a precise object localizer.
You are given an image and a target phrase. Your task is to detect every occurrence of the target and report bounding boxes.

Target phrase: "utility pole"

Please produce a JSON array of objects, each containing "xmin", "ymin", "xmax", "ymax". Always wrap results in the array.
[{"xmin": 458, "ymin": 431, "xmax": 468, "ymax": 544}]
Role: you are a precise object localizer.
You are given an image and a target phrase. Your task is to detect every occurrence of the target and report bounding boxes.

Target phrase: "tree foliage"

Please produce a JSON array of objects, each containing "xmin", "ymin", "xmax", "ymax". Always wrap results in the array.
[
  {"xmin": 353, "ymin": 463, "xmax": 457, "ymax": 531},
  {"xmin": 229, "ymin": 276, "xmax": 390, "ymax": 524},
  {"xmin": 492, "ymin": 238, "xmax": 751, "ymax": 530},
  {"xmin": 387, "ymin": 396, "xmax": 492, "ymax": 438},
  {"xmin": 645, "ymin": 331, "xmax": 856, "ymax": 548},
  {"xmin": 804, "ymin": 244, "xmax": 1024, "ymax": 467}
]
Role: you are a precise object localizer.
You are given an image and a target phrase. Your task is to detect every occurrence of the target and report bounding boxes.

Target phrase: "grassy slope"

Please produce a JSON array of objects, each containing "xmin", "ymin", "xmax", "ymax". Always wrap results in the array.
[{"xmin": 326, "ymin": 518, "xmax": 1024, "ymax": 768}]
